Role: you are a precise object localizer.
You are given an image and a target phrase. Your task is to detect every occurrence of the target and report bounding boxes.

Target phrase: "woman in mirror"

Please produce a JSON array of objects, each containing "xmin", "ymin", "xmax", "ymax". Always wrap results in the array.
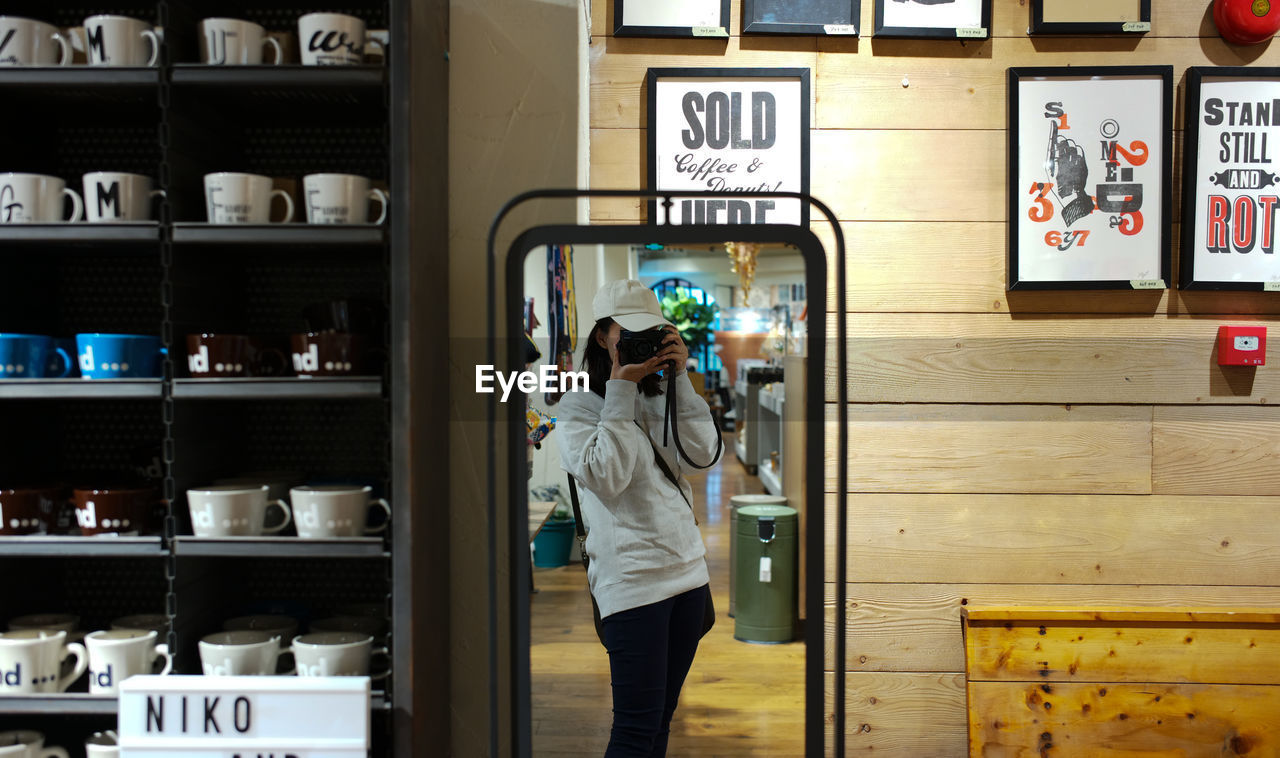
[{"xmin": 557, "ymin": 278, "xmax": 720, "ymax": 757}]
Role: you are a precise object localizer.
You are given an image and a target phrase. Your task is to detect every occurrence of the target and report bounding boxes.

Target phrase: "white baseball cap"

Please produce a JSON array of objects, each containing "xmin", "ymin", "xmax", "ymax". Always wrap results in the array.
[{"xmin": 592, "ymin": 279, "xmax": 674, "ymax": 332}]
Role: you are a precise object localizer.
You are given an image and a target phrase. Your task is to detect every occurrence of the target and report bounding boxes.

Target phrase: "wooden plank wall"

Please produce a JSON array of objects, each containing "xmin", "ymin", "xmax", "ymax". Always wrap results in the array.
[{"xmin": 589, "ymin": 0, "xmax": 1280, "ymax": 754}]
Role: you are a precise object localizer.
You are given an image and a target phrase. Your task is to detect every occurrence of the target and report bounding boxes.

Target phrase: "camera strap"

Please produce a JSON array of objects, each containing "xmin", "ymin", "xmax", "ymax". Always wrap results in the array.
[{"xmin": 661, "ymin": 370, "xmax": 723, "ymax": 471}]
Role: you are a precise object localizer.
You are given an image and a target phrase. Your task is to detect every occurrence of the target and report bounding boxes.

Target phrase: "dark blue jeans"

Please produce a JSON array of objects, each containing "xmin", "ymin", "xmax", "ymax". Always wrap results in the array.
[{"xmin": 601, "ymin": 584, "xmax": 709, "ymax": 758}]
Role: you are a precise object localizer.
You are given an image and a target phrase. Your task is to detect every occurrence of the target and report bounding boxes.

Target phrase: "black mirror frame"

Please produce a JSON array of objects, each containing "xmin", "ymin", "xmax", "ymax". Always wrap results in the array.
[{"xmin": 488, "ymin": 190, "xmax": 850, "ymax": 758}]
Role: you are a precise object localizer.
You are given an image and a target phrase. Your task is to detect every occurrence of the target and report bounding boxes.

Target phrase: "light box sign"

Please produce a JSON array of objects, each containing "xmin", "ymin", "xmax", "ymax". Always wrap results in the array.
[
  {"xmin": 118, "ymin": 675, "xmax": 370, "ymax": 757},
  {"xmin": 647, "ymin": 68, "xmax": 811, "ymax": 227}
]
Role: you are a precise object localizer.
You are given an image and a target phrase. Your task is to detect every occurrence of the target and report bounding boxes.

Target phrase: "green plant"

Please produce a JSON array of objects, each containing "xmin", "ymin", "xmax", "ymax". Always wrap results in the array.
[{"xmin": 660, "ymin": 289, "xmax": 720, "ymax": 352}]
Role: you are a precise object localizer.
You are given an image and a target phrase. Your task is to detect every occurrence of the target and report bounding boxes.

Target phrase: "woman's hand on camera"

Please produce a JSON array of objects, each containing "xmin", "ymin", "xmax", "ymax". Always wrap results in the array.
[
  {"xmin": 657, "ymin": 327, "xmax": 689, "ymax": 375},
  {"xmin": 609, "ymin": 340, "xmax": 667, "ymax": 384}
]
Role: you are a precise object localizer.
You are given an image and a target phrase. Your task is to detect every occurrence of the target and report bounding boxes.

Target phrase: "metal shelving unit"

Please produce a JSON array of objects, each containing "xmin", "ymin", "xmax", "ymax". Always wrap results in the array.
[{"xmin": 0, "ymin": 0, "xmax": 421, "ymax": 751}]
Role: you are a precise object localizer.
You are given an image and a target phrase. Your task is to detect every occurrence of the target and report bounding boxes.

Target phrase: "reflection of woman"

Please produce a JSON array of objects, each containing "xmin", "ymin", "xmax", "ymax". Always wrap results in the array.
[{"xmin": 557, "ymin": 279, "xmax": 720, "ymax": 757}]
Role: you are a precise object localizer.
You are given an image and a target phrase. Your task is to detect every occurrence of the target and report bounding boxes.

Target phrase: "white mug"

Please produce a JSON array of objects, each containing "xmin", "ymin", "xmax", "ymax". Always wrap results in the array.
[
  {"xmin": 0, "ymin": 629, "xmax": 87, "ymax": 693},
  {"xmin": 222, "ymin": 615, "xmax": 298, "ymax": 650},
  {"xmin": 303, "ymin": 174, "xmax": 388, "ymax": 225},
  {"xmin": 292, "ymin": 632, "xmax": 388, "ymax": 678},
  {"xmin": 290, "ymin": 485, "xmax": 390, "ymax": 538},
  {"xmin": 0, "ymin": 17, "xmax": 71, "ymax": 66},
  {"xmin": 0, "ymin": 174, "xmax": 84, "ymax": 223},
  {"xmin": 84, "ymin": 731, "xmax": 118, "ymax": 758},
  {"xmin": 7, "ymin": 614, "xmax": 78, "ymax": 636},
  {"xmin": 203, "ymin": 173, "xmax": 294, "ymax": 224},
  {"xmin": 198, "ymin": 18, "xmax": 282, "ymax": 65},
  {"xmin": 199, "ymin": 630, "xmax": 293, "ymax": 676},
  {"xmin": 110, "ymin": 614, "xmax": 169, "ymax": 636},
  {"xmin": 186, "ymin": 485, "xmax": 292, "ymax": 537},
  {"xmin": 83, "ymin": 172, "xmax": 163, "ymax": 222},
  {"xmin": 83, "ymin": 15, "xmax": 159, "ymax": 67},
  {"xmin": 297, "ymin": 13, "xmax": 384, "ymax": 65},
  {"xmin": 0, "ymin": 731, "xmax": 69, "ymax": 758},
  {"xmin": 85, "ymin": 629, "xmax": 171, "ymax": 695}
]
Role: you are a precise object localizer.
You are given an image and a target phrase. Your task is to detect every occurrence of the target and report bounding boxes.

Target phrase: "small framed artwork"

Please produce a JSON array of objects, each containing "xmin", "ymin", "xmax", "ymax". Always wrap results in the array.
[
  {"xmin": 1008, "ymin": 66, "xmax": 1173, "ymax": 290},
  {"xmin": 647, "ymin": 67, "xmax": 811, "ymax": 227},
  {"xmin": 743, "ymin": 0, "xmax": 861, "ymax": 36},
  {"xmin": 614, "ymin": 0, "xmax": 730, "ymax": 38},
  {"xmin": 1030, "ymin": 0, "xmax": 1151, "ymax": 35},
  {"xmin": 873, "ymin": 0, "xmax": 990, "ymax": 39},
  {"xmin": 1182, "ymin": 67, "xmax": 1280, "ymax": 291}
]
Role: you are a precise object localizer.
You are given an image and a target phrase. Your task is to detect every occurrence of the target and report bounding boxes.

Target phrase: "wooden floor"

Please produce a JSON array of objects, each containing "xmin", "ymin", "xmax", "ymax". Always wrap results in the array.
[{"xmin": 531, "ymin": 437, "xmax": 806, "ymax": 757}]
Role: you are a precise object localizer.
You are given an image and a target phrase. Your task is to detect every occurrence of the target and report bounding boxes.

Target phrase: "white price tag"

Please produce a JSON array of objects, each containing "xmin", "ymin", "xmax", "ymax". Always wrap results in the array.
[
  {"xmin": 1122, "ymin": 21, "xmax": 1151, "ymax": 32},
  {"xmin": 692, "ymin": 26, "xmax": 729, "ymax": 38},
  {"xmin": 1265, "ymin": 282, "xmax": 1280, "ymax": 292},
  {"xmin": 955, "ymin": 27, "xmax": 987, "ymax": 38},
  {"xmin": 1129, "ymin": 279, "xmax": 1167, "ymax": 290},
  {"xmin": 822, "ymin": 24, "xmax": 858, "ymax": 35},
  {"xmin": 759, "ymin": 556, "xmax": 772, "ymax": 583}
]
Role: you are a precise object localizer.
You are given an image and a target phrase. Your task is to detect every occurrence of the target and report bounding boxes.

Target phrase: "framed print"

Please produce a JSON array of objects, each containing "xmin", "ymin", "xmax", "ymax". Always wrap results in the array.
[
  {"xmin": 743, "ymin": 0, "xmax": 861, "ymax": 36},
  {"xmin": 1182, "ymin": 67, "xmax": 1280, "ymax": 291},
  {"xmin": 873, "ymin": 0, "xmax": 990, "ymax": 39},
  {"xmin": 614, "ymin": 0, "xmax": 730, "ymax": 38},
  {"xmin": 647, "ymin": 68, "xmax": 811, "ymax": 227},
  {"xmin": 1008, "ymin": 66, "xmax": 1173, "ymax": 290},
  {"xmin": 1030, "ymin": 0, "xmax": 1151, "ymax": 35}
]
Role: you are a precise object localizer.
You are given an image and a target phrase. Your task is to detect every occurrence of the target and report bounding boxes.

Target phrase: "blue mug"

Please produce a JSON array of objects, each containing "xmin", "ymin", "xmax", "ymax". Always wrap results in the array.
[
  {"xmin": 75, "ymin": 334, "xmax": 166, "ymax": 379},
  {"xmin": 0, "ymin": 334, "xmax": 73, "ymax": 379}
]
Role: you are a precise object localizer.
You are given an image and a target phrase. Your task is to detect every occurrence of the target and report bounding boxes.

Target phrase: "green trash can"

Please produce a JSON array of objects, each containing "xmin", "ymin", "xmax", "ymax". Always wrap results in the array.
[
  {"xmin": 728, "ymin": 494, "xmax": 787, "ymax": 618},
  {"xmin": 734, "ymin": 504, "xmax": 798, "ymax": 644},
  {"xmin": 532, "ymin": 520, "xmax": 576, "ymax": 567}
]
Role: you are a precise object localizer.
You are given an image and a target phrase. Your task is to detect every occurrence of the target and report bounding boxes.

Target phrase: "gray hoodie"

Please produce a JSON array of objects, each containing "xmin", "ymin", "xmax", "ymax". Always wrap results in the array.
[{"xmin": 556, "ymin": 373, "xmax": 718, "ymax": 618}]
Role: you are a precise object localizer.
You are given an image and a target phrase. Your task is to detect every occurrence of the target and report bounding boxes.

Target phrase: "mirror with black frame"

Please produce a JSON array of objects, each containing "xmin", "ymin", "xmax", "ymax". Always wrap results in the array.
[{"xmin": 504, "ymin": 224, "xmax": 826, "ymax": 758}]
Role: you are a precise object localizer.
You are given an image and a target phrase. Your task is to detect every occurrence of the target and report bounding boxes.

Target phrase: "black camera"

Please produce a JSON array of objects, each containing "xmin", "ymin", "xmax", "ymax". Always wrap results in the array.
[{"xmin": 617, "ymin": 328, "xmax": 669, "ymax": 365}]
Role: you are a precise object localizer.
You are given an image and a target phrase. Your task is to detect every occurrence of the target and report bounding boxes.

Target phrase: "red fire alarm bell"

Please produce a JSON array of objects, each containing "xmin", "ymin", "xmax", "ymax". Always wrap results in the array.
[{"xmin": 1218, "ymin": 325, "xmax": 1267, "ymax": 366}]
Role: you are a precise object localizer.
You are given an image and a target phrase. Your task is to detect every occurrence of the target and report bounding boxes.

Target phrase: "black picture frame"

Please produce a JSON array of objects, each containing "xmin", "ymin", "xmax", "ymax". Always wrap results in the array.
[
  {"xmin": 742, "ymin": 0, "xmax": 861, "ymax": 36},
  {"xmin": 1008, "ymin": 66, "xmax": 1174, "ymax": 290},
  {"xmin": 873, "ymin": 0, "xmax": 991, "ymax": 39},
  {"xmin": 1029, "ymin": 0, "xmax": 1151, "ymax": 35},
  {"xmin": 646, "ymin": 67, "xmax": 811, "ymax": 227},
  {"xmin": 613, "ymin": 0, "xmax": 731, "ymax": 38},
  {"xmin": 1181, "ymin": 66, "xmax": 1280, "ymax": 291}
]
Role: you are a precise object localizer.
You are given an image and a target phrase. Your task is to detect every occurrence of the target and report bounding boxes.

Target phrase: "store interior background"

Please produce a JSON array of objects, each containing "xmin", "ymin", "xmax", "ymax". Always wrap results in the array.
[{"xmin": 449, "ymin": 0, "xmax": 1280, "ymax": 754}]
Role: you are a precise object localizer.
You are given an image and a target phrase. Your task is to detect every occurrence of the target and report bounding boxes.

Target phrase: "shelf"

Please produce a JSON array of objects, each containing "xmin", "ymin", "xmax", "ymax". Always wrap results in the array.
[
  {"xmin": 0, "ymin": 694, "xmax": 117, "ymax": 714},
  {"xmin": 759, "ymin": 462, "xmax": 783, "ymax": 497},
  {"xmin": 0, "ymin": 379, "xmax": 163, "ymax": 400},
  {"xmin": 171, "ymin": 224, "xmax": 386, "ymax": 247},
  {"xmin": 0, "ymin": 67, "xmax": 160, "ymax": 89},
  {"xmin": 172, "ymin": 65, "xmax": 385, "ymax": 90},
  {"xmin": 0, "ymin": 223, "xmax": 162, "ymax": 246},
  {"xmin": 172, "ymin": 536, "xmax": 388, "ymax": 559},
  {"xmin": 0, "ymin": 535, "xmax": 166, "ymax": 557},
  {"xmin": 172, "ymin": 377, "xmax": 383, "ymax": 400}
]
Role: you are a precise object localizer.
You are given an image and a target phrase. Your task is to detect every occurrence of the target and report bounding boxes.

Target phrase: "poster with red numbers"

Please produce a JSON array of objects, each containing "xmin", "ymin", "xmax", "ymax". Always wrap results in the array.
[{"xmin": 1009, "ymin": 68, "xmax": 1173, "ymax": 290}]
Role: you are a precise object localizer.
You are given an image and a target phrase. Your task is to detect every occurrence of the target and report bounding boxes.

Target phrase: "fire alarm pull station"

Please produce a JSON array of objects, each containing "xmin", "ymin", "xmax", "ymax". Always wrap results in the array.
[{"xmin": 1218, "ymin": 325, "xmax": 1267, "ymax": 366}]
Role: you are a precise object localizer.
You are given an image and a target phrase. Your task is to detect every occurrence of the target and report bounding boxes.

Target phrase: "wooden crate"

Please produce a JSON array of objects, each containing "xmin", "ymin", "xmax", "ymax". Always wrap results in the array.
[{"xmin": 963, "ymin": 607, "xmax": 1280, "ymax": 756}]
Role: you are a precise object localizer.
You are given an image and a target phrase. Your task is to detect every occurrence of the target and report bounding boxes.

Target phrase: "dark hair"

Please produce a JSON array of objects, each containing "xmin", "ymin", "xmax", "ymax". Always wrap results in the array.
[{"xmin": 583, "ymin": 318, "xmax": 664, "ymax": 398}]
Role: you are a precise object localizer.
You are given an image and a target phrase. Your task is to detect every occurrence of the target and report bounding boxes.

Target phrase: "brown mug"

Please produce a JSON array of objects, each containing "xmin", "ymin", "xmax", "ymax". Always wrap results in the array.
[
  {"xmin": 72, "ymin": 487, "xmax": 163, "ymax": 536},
  {"xmin": 186, "ymin": 334, "xmax": 249, "ymax": 378},
  {"xmin": 0, "ymin": 487, "xmax": 63, "ymax": 536},
  {"xmin": 246, "ymin": 335, "xmax": 291, "ymax": 377},
  {"xmin": 290, "ymin": 333, "xmax": 367, "ymax": 377}
]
